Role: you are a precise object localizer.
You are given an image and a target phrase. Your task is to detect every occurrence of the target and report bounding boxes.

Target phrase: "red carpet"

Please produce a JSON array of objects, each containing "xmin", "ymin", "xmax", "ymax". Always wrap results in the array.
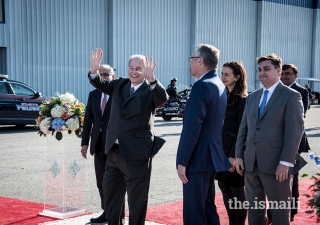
[
  {"xmin": 0, "ymin": 197, "xmax": 56, "ymax": 225},
  {"xmin": 0, "ymin": 179, "xmax": 318, "ymax": 225},
  {"xmin": 143, "ymin": 178, "xmax": 318, "ymax": 225}
]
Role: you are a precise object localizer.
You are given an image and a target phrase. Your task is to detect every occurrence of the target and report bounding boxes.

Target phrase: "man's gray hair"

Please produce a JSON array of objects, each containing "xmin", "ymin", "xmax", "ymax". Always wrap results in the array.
[
  {"xmin": 99, "ymin": 64, "xmax": 114, "ymax": 74},
  {"xmin": 195, "ymin": 44, "xmax": 220, "ymax": 70},
  {"xmin": 128, "ymin": 55, "xmax": 146, "ymax": 65}
]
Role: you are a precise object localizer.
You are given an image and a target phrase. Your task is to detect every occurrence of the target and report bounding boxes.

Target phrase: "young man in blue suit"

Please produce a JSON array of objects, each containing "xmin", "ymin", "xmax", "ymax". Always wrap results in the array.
[{"xmin": 176, "ymin": 44, "xmax": 232, "ymax": 225}]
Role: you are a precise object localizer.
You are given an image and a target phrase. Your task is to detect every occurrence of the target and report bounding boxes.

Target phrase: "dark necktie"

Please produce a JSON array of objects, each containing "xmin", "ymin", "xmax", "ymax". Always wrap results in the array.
[
  {"xmin": 130, "ymin": 87, "xmax": 135, "ymax": 95},
  {"xmin": 258, "ymin": 90, "xmax": 269, "ymax": 119},
  {"xmin": 101, "ymin": 93, "xmax": 107, "ymax": 115}
]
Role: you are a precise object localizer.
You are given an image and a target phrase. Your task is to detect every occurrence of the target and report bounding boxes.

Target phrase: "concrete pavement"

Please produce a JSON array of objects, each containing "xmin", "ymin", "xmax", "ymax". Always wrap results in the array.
[{"xmin": 0, "ymin": 104, "xmax": 319, "ymax": 224}]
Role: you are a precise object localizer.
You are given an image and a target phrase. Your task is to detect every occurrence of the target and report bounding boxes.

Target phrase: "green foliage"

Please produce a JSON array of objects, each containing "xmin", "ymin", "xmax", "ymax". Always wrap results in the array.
[
  {"xmin": 56, "ymin": 132, "xmax": 63, "ymax": 141},
  {"xmin": 304, "ymin": 173, "xmax": 320, "ymax": 220}
]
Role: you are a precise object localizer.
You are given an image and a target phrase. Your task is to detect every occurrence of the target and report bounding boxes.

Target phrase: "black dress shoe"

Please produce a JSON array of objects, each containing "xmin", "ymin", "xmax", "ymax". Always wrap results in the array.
[{"xmin": 90, "ymin": 212, "xmax": 107, "ymax": 223}]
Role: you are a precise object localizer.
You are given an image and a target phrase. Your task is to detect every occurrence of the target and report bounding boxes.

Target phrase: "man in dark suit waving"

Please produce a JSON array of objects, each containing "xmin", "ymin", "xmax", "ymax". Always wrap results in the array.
[
  {"xmin": 81, "ymin": 65, "xmax": 125, "ymax": 223},
  {"xmin": 88, "ymin": 49, "xmax": 168, "ymax": 225},
  {"xmin": 280, "ymin": 63, "xmax": 310, "ymax": 221},
  {"xmin": 176, "ymin": 44, "xmax": 231, "ymax": 225}
]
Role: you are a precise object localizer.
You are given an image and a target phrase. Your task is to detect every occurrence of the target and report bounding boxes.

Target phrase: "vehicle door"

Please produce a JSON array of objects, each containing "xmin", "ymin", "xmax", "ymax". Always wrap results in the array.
[
  {"xmin": 0, "ymin": 81, "xmax": 17, "ymax": 124},
  {"xmin": 10, "ymin": 82, "xmax": 42, "ymax": 124}
]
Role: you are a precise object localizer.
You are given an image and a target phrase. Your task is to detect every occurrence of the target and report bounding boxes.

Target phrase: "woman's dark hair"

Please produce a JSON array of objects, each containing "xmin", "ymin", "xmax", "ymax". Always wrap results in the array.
[{"xmin": 222, "ymin": 61, "xmax": 248, "ymax": 108}]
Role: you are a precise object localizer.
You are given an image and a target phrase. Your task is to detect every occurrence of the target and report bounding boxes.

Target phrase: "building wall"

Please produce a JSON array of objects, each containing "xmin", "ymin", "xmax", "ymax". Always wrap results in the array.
[
  {"xmin": 257, "ymin": 0, "xmax": 314, "ymax": 89},
  {"xmin": 0, "ymin": 0, "xmax": 319, "ymax": 104},
  {"xmin": 194, "ymin": 0, "xmax": 258, "ymax": 92},
  {"xmin": 111, "ymin": 0, "xmax": 191, "ymax": 89},
  {"xmin": 3, "ymin": 0, "xmax": 110, "ymax": 103},
  {"xmin": 312, "ymin": 6, "xmax": 320, "ymax": 91}
]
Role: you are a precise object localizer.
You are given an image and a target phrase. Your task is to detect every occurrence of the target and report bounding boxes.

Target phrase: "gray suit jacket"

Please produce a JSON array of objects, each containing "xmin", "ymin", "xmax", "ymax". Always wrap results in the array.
[
  {"xmin": 235, "ymin": 82, "xmax": 305, "ymax": 175},
  {"xmin": 89, "ymin": 75, "xmax": 168, "ymax": 160}
]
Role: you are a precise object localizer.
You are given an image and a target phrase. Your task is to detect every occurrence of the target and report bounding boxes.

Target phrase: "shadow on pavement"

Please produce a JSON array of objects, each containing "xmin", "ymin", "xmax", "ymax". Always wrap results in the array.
[
  {"xmin": 159, "ymin": 133, "xmax": 182, "ymax": 137},
  {"xmin": 154, "ymin": 121, "xmax": 182, "ymax": 127},
  {"xmin": 0, "ymin": 125, "xmax": 38, "ymax": 134},
  {"xmin": 305, "ymin": 127, "xmax": 320, "ymax": 132}
]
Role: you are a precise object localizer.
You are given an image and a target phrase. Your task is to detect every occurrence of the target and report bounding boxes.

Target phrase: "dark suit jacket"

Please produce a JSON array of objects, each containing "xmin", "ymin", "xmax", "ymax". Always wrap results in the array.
[
  {"xmin": 89, "ymin": 76, "xmax": 168, "ymax": 160},
  {"xmin": 222, "ymin": 95, "xmax": 247, "ymax": 158},
  {"xmin": 291, "ymin": 83, "xmax": 308, "ymax": 116},
  {"xmin": 176, "ymin": 71, "xmax": 231, "ymax": 173},
  {"xmin": 81, "ymin": 89, "xmax": 112, "ymax": 155},
  {"xmin": 290, "ymin": 82, "xmax": 310, "ymax": 153},
  {"xmin": 236, "ymin": 82, "xmax": 305, "ymax": 175}
]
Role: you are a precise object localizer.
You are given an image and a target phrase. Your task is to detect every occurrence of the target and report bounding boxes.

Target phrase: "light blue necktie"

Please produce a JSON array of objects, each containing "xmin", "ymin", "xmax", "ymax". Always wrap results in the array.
[{"xmin": 258, "ymin": 90, "xmax": 269, "ymax": 119}]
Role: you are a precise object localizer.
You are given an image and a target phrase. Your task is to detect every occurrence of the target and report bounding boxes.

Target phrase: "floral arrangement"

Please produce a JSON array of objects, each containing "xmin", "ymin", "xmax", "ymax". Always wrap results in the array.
[
  {"xmin": 35, "ymin": 92, "xmax": 85, "ymax": 141},
  {"xmin": 302, "ymin": 152, "xmax": 320, "ymax": 220}
]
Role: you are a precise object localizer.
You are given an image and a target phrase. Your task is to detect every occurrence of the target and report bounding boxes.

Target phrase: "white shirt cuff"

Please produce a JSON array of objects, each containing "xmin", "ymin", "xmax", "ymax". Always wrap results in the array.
[
  {"xmin": 90, "ymin": 73, "xmax": 98, "ymax": 79},
  {"xmin": 279, "ymin": 161, "xmax": 294, "ymax": 167}
]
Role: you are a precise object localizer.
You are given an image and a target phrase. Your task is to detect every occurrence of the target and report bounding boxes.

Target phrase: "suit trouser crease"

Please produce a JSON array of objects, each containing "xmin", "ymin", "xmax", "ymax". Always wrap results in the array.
[
  {"xmin": 103, "ymin": 147, "xmax": 152, "ymax": 225},
  {"xmin": 183, "ymin": 171, "xmax": 220, "ymax": 225},
  {"xmin": 245, "ymin": 166, "xmax": 292, "ymax": 225},
  {"xmin": 218, "ymin": 181, "xmax": 247, "ymax": 225},
  {"xmin": 94, "ymin": 133, "xmax": 107, "ymax": 210}
]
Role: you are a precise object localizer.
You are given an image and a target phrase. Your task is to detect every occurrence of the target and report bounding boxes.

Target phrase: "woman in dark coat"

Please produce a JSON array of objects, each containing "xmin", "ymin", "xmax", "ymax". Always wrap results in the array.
[{"xmin": 215, "ymin": 61, "xmax": 248, "ymax": 225}]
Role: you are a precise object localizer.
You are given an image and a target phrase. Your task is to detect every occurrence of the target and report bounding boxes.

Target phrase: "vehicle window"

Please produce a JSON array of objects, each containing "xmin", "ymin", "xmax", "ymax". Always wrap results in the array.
[
  {"xmin": 11, "ymin": 83, "xmax": 35, "ymax": 96},
  {"xmin": 0, "ymin": 82, "xmax": 8, "ymax": 94}
]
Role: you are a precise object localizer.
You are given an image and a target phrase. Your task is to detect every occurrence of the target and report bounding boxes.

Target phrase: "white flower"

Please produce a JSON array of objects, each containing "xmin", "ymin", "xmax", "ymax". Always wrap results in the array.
[
  {"xmin": 60, "ymin": 92, "xmax": 76, "ymax": 104},
  {"xmin": 61, "ymin": 125, "xmax": 67, "ymax": 131},
  {"xmin": 65, "ymin": 117, "xmax": 79, "ymax": 131},
  {"xmin": 51, "ymin": 105, "xmax": 67, "ymax": 118},
  {"xmin": 39, "ymin": 117, "xmax": 51, "ymax": 135}
]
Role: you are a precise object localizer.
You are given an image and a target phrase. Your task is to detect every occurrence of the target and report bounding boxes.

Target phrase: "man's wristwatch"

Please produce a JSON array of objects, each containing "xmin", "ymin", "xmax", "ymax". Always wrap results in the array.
[{"xmin": 149, "ymin": 78, "xmax": 157, "ymax": 85}]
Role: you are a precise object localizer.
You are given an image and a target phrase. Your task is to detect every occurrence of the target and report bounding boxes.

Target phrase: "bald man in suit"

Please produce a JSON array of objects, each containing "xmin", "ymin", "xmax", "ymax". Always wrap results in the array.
[{"xmin": 235, "ymin": 54, "xmax": 305, "ymax": 225}]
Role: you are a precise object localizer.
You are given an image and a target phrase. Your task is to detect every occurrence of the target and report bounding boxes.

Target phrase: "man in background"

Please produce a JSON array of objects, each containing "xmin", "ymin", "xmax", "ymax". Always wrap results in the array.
[
  {"xmin": 305, "ymin": 84, "xmax": 312, "ymax": 109},
  {"xmin": 81, "ymin": 64, "xmax": 124, "ymax": 223},
  {"xmin": 166, "ymin": 77, "xmax": 179, "ymax": 99},
  {"xmin": 280, "ymin": 63, "xmax": 310, "ymax": 221},
  {"xmin": 176, "ymin": 44, "xmax": 231, "ymax": 225}
]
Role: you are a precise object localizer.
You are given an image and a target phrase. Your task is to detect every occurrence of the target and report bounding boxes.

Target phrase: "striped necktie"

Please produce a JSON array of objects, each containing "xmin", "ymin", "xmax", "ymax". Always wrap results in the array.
[
  {"xmin": 130, "ymin": 87, "xmax": 135, "ymax": 95},
  {"xmin": 101, "ymin": 93, "xmax": 107, "ymax": 115}
]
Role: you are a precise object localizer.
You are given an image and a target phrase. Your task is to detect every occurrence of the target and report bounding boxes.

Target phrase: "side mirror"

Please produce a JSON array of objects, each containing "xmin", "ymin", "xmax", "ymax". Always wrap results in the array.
[{"xmin": 35, "ymin": 92, "xmax": 41, "ymax": 98}]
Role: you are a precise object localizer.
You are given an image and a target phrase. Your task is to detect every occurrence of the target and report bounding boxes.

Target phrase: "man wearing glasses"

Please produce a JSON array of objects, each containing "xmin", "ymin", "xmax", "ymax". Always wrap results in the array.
[
  {"xmin": 81, "ymin": 64, "xmax": 124, "ymax": 223},
  {"xmin": 176, "ymin": 44, "xmax": 231, "ymax": 224}
]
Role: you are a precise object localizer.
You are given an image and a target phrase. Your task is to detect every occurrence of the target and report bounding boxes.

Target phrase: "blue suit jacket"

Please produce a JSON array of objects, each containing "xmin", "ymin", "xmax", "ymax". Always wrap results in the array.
[{"xmin": 176, "ymin": 71, "xmax": 231, "ymax": 173}]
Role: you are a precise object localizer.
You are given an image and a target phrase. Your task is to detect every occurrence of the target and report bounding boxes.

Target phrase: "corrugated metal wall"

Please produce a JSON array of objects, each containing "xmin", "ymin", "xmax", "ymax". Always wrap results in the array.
[
  {"xmin": 257, "ymin": 1, "xmax": 314, "ymax": 86},
  {"xmin": 5, "ymin": 0, "xmax": 110, "ymax": 103},
  {"xmin": 111, "ymin": 0, "xmax": 191, "ymax": 89},
  {"xmin": 0, "ymin": 0, "xmax": 9, "ymax": 47},
  {"xmin": 312, "ymin": 7, "xmax": 320, "ymax": 91},
  {"xmin": 194, "ymin": 0, "xmax": 258, "ymax": 92},
  {"xmin": 1, "ymin": 0, "xmax": 319, "ymax": 103}
]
